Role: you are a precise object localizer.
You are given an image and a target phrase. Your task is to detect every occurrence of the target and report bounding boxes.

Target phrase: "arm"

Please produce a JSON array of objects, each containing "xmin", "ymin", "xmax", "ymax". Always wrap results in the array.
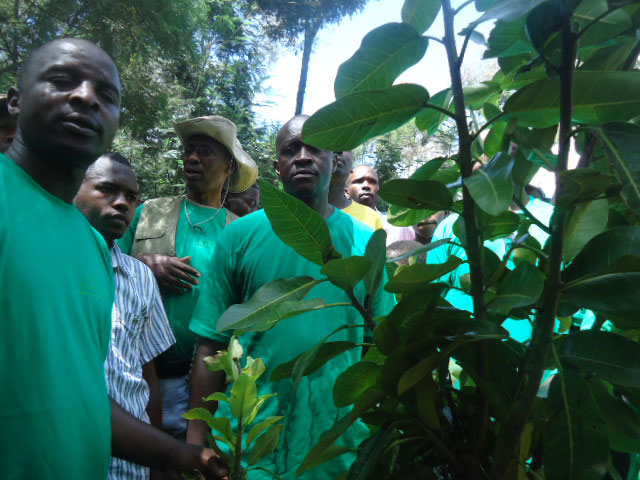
[
  {"xmin": 186, "ymin": 337, "xmax": 228, "ymax": 446},
  {"xmin": 135, "ymin": 253, "xmax": 201, "ymax": 294},
  {"xmin": 110, "ymin": 397, "xmax": 228, "ymax": 479},
  {"xmin": 142, "ymin": 361, "xmax": 162, "ymax": 428}
]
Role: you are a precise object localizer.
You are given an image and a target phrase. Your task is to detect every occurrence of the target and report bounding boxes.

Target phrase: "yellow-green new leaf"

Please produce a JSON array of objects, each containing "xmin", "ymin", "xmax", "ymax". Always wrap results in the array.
[
  {"xmin": 230, "ymin": 374, "xmax": 258, "ymax": 419},
  {"xmin": 246, "ymin": 416, "xmax": 283, "ymax": 447}
]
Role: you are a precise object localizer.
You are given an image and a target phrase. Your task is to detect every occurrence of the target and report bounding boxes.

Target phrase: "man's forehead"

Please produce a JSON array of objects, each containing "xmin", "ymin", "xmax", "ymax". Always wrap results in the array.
[
  {"xmin": 351, "ymin": 166, "xmax": 378, "ymax": 180},
  {"xmin": 91, "ymin": 158, "xmax": 137, "ymax": 189},
  {"xmin": 278, "ymin": 116, "xmax": 307, "ymax": 146}
]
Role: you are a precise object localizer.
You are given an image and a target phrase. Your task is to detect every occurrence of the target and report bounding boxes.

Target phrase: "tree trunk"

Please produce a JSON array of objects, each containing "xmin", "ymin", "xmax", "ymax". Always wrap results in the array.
[{"xmin": 295, "ymin": 20, "xmax": 320, "ymax": 115}]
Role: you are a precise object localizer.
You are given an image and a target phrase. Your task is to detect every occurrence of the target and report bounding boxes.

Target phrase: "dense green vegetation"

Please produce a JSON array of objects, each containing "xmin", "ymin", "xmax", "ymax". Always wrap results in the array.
[{"xmin": 214, "ymin": 0, "xmax": 640, "ymax": 479}]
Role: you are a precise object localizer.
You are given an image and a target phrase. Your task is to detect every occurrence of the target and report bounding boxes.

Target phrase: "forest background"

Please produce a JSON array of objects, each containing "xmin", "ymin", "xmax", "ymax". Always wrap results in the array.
[{"xmin": 0, "ymin": 0, "xmax": 473, "ymax": 203}]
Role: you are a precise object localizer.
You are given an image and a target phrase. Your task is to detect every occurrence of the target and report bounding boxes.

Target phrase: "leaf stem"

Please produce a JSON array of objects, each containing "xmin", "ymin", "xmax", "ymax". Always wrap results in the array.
[
  {"xmin": 232, "ymin": 417, "xmax": 244, "ymax": 480},
  {"xmin": 512, "ymin": 195, "xmax": 551, "ymax": 235},
  {"xmin": 421, "ymin": 102, "xmax": 457, "ymax": 120},
  {"xmin": 491, "ymin": 10, "xmax": 577, "ymax": 478},
  {"xmin": 454, "ymin": 0, "xmax": 475, "ymax": 15},
  {"xmin": 576, "ymin": 8, "xmax": 617, "ymax": 39},
  {"xmin": 425, "ymin": 35, "xmax": 445, "ymax": 45},
  {"xmin": 347, "ymin": 288, "xmax": 375, "ymax": 329},
  {"xmin": 470, "ymin": 111, "xmax": 508, "ymax": 140}
]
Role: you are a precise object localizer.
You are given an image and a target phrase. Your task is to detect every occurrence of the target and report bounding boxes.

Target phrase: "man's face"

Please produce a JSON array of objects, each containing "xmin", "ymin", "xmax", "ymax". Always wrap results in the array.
[
  {"xmin": 11, "ymin": 39, "xmax": 120, "ymax": 167},
  {"xmin": 224, "ymin": 185, "xmax": 260, "ymax": 217},
  {"xmin": 0, "ymin": 114, "xmax": 16, "ymax": 153},
  {"xmin": 413, "ymin": 211, "xmax": 446, "ymax": 240},
  {"xmin": 331, "ymin": 150, "xmax": 353, "ymax": 184},
  {"xmin": 275, "ymin": 116, "xmax": 335, "ymax": 199},
  {"xmin": 346, "ymin": 165, "xmax": 379, "ymax": 208},
  {"xmin": 183, "ymin": 134, "xmax": 231, "ymax": 195},
  {"xmin": 75, "ymin": 156, "xmax": 139, "ymax": 244}
]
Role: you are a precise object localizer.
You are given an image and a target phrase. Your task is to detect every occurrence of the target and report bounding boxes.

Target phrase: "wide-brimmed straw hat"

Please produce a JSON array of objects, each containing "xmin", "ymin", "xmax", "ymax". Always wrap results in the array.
[{"xmin": 174, "ymin": 115, "xmax": 258, "ymax": 193}]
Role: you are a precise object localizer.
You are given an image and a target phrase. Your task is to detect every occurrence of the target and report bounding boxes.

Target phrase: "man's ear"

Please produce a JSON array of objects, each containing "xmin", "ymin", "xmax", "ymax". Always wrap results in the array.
[
  {"xmin": 344, "ymin": 187, "xmax": 351, "ymax": 200},
  {"xmin": 7, "ymin": 87, "xmax": 20, "ymax": 117},
  {"xmin": 273, "ymin": 160, "xmax": 279, "ymax": 174},
  {"xmin": 331, "ymin": 152, "xmax": 337, "ymax": 174}
]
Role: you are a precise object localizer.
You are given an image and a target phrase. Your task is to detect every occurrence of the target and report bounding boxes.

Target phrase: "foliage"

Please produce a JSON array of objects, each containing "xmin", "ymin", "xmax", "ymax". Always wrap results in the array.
[
  {"xmin": 0, "ymin": 0, "xmax": 279, "ymax": 199},
  {"xmin": 183, "ymin": 338, "xmax": 283, "ymax": 480},
  {"xmin": 208, "ymin": 0, "xmax": 640, "ymax": 479}
]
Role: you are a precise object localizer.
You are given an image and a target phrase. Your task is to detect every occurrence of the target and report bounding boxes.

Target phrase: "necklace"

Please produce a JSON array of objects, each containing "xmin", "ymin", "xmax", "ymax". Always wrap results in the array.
[{"xmin": 184, "ymin": 198, "xmax": 224, "ymax": 234}]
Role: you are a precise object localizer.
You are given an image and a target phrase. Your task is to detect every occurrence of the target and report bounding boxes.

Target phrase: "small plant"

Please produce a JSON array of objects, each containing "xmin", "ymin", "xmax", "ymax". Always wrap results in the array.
[{"xmin": 184, "ymin": 337, "xmax": 284, "ymax": 480}]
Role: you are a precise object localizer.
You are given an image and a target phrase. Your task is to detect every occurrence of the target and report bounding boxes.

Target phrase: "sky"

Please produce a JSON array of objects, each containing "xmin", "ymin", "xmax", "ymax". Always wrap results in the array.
[{"xmin": 254, "ymin": 0, "xmax": 560, "ymax": 197}]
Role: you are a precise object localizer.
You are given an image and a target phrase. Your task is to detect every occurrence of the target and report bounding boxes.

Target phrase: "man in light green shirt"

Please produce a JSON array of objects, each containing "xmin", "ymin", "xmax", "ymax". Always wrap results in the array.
[
  {"xmin": 118, "ymin": 115, "xmax": 258, "ymax": 439},
  {"xmin": 188, "ymin": 115, "xmax": 395, "ymax": 479}
]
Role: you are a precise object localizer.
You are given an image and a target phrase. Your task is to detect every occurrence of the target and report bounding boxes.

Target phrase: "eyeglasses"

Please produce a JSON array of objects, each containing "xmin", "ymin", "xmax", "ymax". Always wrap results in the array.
[{"xmin": 183, "ymin": 145, "xmax": 218, "ymax": 158}]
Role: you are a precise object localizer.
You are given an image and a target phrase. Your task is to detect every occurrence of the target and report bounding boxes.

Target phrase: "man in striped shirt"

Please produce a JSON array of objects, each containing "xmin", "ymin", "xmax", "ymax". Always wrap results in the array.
[{"xmin": 75, "ymin": 152, "xmax": 189, "ymax": 479}]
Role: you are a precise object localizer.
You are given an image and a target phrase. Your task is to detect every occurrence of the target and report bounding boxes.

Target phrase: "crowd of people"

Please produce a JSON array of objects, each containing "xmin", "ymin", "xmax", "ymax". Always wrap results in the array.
[{"xmin": 1, "ymin": 37, "xmax": 558, "ymax": 480}]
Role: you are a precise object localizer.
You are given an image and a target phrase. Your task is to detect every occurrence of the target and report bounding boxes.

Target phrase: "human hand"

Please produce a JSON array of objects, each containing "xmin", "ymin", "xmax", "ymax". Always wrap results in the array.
[
  {"xmin": 165, "ymin": 444, "xmax": 229, "ymax": 480},
  {"xmin": 136, "ymin": 254, "xmax": 201, "ymax": 294}
]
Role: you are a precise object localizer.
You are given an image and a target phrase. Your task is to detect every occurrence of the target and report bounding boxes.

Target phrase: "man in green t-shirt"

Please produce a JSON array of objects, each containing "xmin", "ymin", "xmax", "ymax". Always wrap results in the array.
[
  {"xmin": 187, "ymin": 115, "xmax": 395, "ymax": 479},
  {"xmin": 1, "ymin": 37, "xmax": 228, "ymax": 480},
  {"xmin": 118, "ymin": 115, "xmax": 258, "ymax": 440}
]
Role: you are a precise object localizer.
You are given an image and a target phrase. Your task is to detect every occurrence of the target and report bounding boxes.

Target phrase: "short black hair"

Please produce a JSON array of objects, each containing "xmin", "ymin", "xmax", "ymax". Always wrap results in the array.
[{"xmin": 102, "ymin": 151, "xmax": 131, "ymax": 167}]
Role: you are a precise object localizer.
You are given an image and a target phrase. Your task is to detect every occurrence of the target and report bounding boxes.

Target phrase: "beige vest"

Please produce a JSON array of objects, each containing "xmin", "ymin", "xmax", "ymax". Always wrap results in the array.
[{"xmin": 131, "ymin": 196, "xmax": 238, "ymax": 257}]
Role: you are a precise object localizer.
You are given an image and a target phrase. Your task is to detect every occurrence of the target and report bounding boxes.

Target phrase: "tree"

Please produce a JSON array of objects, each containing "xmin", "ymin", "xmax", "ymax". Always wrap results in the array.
[
  {"xmin": 255, "ymin": 0, "xmax": 370, "ymax": 114},
  {"xmin": 208, "ymin": 0, "xmax": 640, "ymax": 479}
]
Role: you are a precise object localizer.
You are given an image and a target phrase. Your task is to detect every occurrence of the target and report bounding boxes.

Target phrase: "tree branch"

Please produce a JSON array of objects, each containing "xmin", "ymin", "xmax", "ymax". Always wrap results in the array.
[
  {"xmin": 455, "ymin": 0, "xmax": 475, "ymax": 15},
  {"xmin": 421, "ymin": 102, "xmax": 457, "ymax": 120},
  {"xmin": 470, "ymin": 111, "xmax": 507, "ymax": 140}
]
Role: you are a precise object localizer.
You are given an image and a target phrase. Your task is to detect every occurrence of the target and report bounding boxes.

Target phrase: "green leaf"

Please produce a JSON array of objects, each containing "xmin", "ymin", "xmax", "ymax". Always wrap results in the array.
[
  {"xmin": 500, "ymin": 63, "xmax": 548, "ymax": 90},
  {"xmin": 246, "ymin": 416, "xmax": 283, "ymax": 447},
  {"xmin": 384, "ymin": 256, "xmax": 463, "ymax": 293},
  {"xmin": 299, "ymin": 445, "xmax": 354, "ymax": 474},
  {"xmin": 464, "ymin": 0, "xmax": 549, "ymax": 33},
  {"xmin": 204, "ymin": 392, "xmax": 229, "ymax": 403},
  {"xmin": 479, "ymin": 210, "xmax": 521, "ymax": 240},
  {"xmin": 183, "ymin": 408, "xmax": 235, "ymax": 444},
  {"xmin": 599, "ymin": 122, "xmax": 640, "ymax": 212},
  {"xmin": 487, "ymin": 262, "xmax": 545, "ymax": 315},
  {"xmin": 242, "ymin": 357, "xmax": 266, "ymax": 381},
  {"xmin": 556, "ymin": 167, "xmax": 617, "ymax": 208},
  {"xmin": 574, "ymin": 0, "xmax": 632, "ymax": 46},
  {"xmin": 590, "ymin": 380, "xmax": 640, "ymax": 453},
  {"xmin": 246, "ymin": 393, "xmax": 277, "ymax": 426},
  {"xmin": 230, "ymin": 374, "xmax": 258, "ymax": 419},
  {"xmin": 462, "ymin": 81, "xmax": 501, "ymax": 110},
  {"xmin": 321, "ymin": 256, "xmax": 372, "ymax": 291},
  {"xmin": 378, "ymin": 178, "xmax": 453, "ymax": 210},
  {"xmin": 249, "ymin": 424, "xmax": 284, "ymax": 466},
  {"xmin": 544, "ymin": 369, "xmax": 609, "ymax": 480},
  {"xmin": 562, "ymin": 227, "xmax": 640, "ymax": 282},
  {"xmin": 464, "ymin": 152, "xmax": 514, "ymax": 215},
  {"xmin": 363, "ymin": 229, "xmax": 387, "ymax": 298},
  {"xmin": 260, "ymin": 180, "xmax": 339, "ymax": 265},
  {"xmin": 347, "ymin": 426, "xmax": 392, "ymax": 480},
  {"xmin": 414, "ymin": 89, "xmax": 453, "ymax": 134},
  {"xmin": 563, "ymin": 271, "xmax": 640, "ymax": 313},
  {"xmin": 386, "ymin": 238, "xmax": 451, "ymax": 264},
  {"xmin": 485, "ymin": 19, "xmax": 534, "ymax": 59},
  {"xmin": 556, "ymin": 330, "xmax": 640, "ymax": 387},
  {"xmin": 580, "ymin": 36, "xmax": 640, "ymax": 70},
  {"xmin": 563, "ymin": 199, "xmax": 609, "ymax": 263},
  {"xmin": 401, "ymin": 0, "xmax": 441, "ymax": 34},
  {"xmin": 335, "ymin": 23, "xmax": 428, "ymax": 99},
  {"xmin": 374, "ymin": 316, "xmax": 400, "ymax": 355},
  {"xmin": 302, "ymin": 84, "xmax": 430, "ymax": 151},
  {"xmin": 409, "ymin": 157, "xmax": 449, "ymax": 180},
  {"xmin": 270, "ymin": 341, "xmax": 357, "ymax": 382},
  {"xmin": 217, "ymin": 276, "xmax": 322, "ymax": 333},
  {"xmin": 504, "ymin": 71, "xmax": 640, "ymax": 127},
  {"xmin": 525, "ymin": 0, "xmax": 562, "ymax": 55},
  {"xmin": 333, "ymin": 362, "xmax": 382, "ymax": 407},
  {"xmin": 483, "ymin": 122, "xmax": 508, "ymax": 158},
  {"xmin": 397, "ymin": 353, "xmax": 443, "ymax": 395}
]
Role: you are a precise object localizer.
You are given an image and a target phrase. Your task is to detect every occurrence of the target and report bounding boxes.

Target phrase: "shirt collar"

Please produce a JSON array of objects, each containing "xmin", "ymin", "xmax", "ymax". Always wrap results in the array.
[{"xmin": 111, "ymin": 243, "xmax": 135, "ymax": 279}]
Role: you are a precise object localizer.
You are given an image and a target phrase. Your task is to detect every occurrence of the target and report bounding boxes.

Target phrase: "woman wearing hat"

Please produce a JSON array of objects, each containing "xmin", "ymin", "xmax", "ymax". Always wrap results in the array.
[{"xmin": 117, "ymin": 115, "xmax": 258, "ymax": 441}]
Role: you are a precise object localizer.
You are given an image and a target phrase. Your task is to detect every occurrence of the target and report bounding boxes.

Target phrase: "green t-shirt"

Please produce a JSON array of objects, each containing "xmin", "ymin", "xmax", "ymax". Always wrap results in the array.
[
  {"xmin": 0, "ymin": 153, "xmax": 113, "ymax": 479},
  {"xmin": 190, "ymin": 208, "xmax": 395, "ymax": 480},
  {"xmin": 118, "ymin": 198, "xmax": 230, "ymax": 362}
]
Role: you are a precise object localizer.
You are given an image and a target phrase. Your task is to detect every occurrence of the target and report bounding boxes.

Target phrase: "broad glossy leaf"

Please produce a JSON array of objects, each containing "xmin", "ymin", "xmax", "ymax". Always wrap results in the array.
[
  {"xmin": 563, "ymin": 199, "xmax": 608, "ymax": 263},
  {"xmin": 333, "ymin": 361, "xmax": 382, "ymax": 407},
  {"xmin": 335, "ymin": 23, "xmax": 428, "ymax": 98},
  {"xmin": 299, "ymin": 445, "xmax": 353, "ymax": 474},
  {"xmin": 378, "ymin": 178, "xmax": 453, "ymax": 210},
  {"xmin": 500, "ymin": 63, "xmax": 548, "ymax": 90},
  {"xmin": 246, "ymin": 416, "xmax": 283, "ymax": 447},
  {"xmin": 525, "ymin": 0, "xmax": 562, "ymax": 55},
  {"xmin": 387, "ymin": 206, "xmax": 436, "ymax": 227},
  {"xmin": 591, "ymin": 380, "xmax": 640, "ymax": 453},
  {"xmin": 374, "ymin": 316, "xmax": 400, "ymax": 355},
  {"xmin": 580, "ymin": 36, "xmax": 639, "ymax": 70},
  {"xmin": 303, "ymin": 84, "xmax": 430, "ymax": 151},
  {"xmin": 230, "ymin": 374, "xmax": 258, "ymax": 419},
  {"xmin": 397, "ymin": 353, "xmax": 442, "ymax": 395},
  {"xmin": 410, "ymin": 157, "xmax": 449, "ymax": 180},
  {"xmin": 487, "ymin": 262, "xmax": 545, "ymax": 315},
  {"xmin": 464, "ymin": 152, "xmax": 514, "ymax": 215},
  {"xmin": 414, "ymin": 89, "xmax": 453, "ymax": 134},
  {"xmin": 504, "ymin": 71, "xmax": 640, "ymax": 127},
  {"xmin": 321, "ymin": 256, "xmax": 372, "ymax": 291},
  {"xmin": 562, "ymin": 226, "xmax": 640, "ymax": 282},
  {"xmin": 261, "ymin": 180, "xmax": 339, "ymax": 265},
  {"xmin": 479, "ymin": 210, "xmax": 521, "ymax": 240},
  {"xmin": 204, "ymin": 392, "xmax": 229, "ymax": 403},
  {"xmin": 217, "ymin": 276, "xmax": 322, "ymax": 333},
  {"xmin": 563, "ymin": 271, "xmax": 640, "ymax": 312},
  {"xmin": 401, "ymin": 0, "xmax": 441, "ymax": 34},
  {"xmin": 484, "ymin": 18, "xmax": 534, "ymax": 58},
  {"xmin": 183, "ymin": 408, "xmax": 235, "ymax": 443},
  {"xmin": 348, "ymin": 426, "xmax": 392, "ymax": 480},
  {"xmin": 249, "ymin": 424, "xmax": 284, "ymax": 465},
  {"xmin": 557, "ymin": 167, "xmax": 617, "ymax": 208},
  {"xmin": 556, "ymin": 330, "xmax": 640, "ymax": 387},
  {"xmin": 599, "ymin": 122, "xmax": 640, "ymax": 211},
  {"xmin": 384, "ymin": 256, "xmax": 463, "ymax": 293},
  {"xmin": 464, "ymin": 0, "xmax": 549, "ymax": 33},
  {"xmin": 462, "ymin": 81, "xmax": 501, "ymax": 110},
  {"xmin": 544, "ymin": 370, "xmax": 609, "ymax": 480},
  {"xmin": 483, "ymin": 122, "xmax": 508, "ymax": 158},
  {"xmin": 271, "ymin": 341, "xmax": 357, "ymax": 381},
  {"xmin": 363, "ymin": 229, "xmax": 387, "ymax": 298},
  {"xmin": 575, "ymin": 0, "xmax": 632, "ymax": 46}
]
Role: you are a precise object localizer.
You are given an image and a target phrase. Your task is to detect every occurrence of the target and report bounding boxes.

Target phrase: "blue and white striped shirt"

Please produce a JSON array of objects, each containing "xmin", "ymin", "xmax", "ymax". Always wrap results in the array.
[{"xmin": 106, "ymin": 244, "xmax": 176, "ymax": 480}]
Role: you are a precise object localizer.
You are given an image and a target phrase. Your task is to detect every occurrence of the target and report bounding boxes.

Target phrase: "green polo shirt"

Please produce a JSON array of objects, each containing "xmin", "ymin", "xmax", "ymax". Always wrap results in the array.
[
  {"xmin": 0, "ymin": 153, "xmax": 113, "ymax": 479},
  {"xmin": 190, "ymin": 208, "xmax": 395, "ymax": 479}
]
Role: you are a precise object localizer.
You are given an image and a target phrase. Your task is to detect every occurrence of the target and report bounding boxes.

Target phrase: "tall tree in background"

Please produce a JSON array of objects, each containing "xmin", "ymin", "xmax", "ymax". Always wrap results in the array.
[{"xmin": 255, "ymin": 0, "xmax": 370, "ymax": 114}]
